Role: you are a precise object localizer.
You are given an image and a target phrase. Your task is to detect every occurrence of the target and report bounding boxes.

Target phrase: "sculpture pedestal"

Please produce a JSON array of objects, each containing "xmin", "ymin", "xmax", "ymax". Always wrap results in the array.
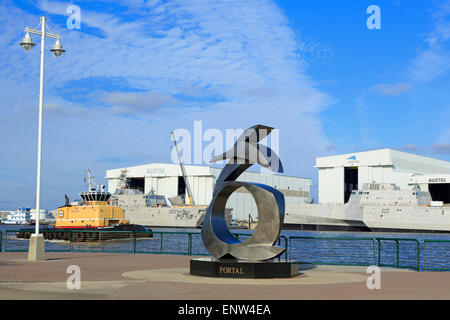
[{"xmin": 190, "ymin": 257, "xmax": 298, "ymax": 279}]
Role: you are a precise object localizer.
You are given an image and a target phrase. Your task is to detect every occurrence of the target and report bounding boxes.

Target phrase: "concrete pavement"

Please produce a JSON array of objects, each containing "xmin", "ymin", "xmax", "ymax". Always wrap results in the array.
[{"xmin": 0, "ymin": 252, "xmax": 448, "ymax": 300}]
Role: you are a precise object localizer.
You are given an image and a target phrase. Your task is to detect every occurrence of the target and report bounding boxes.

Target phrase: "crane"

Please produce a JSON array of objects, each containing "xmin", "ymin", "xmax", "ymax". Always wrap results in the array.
[{"xmin": 171, "ymin": 131, "xmax": 195, "ymax": 206}]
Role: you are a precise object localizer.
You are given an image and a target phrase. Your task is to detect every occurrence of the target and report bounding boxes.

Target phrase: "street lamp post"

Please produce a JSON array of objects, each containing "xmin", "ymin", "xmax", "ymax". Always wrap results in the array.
[{"xmin": 20, "ymin": 16, "xmax": 65, "ymax": 261}]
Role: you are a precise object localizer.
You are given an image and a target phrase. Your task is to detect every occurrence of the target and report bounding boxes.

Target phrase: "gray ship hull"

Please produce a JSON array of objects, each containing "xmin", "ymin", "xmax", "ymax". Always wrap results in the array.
[
  {"xmin": 111, "ymin": 192, "xmax": 232, "ymax": 228},
  {"xmin": 123, "ymin": 206, "xmax": 206, "ymax": 228},
  {"xmin": 284, "ymin": 183, "xmax": 450, "ymax": 233}
]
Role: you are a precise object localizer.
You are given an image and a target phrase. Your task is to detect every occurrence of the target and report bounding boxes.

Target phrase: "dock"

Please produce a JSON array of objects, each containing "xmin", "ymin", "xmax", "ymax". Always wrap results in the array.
[{"xmin": 0, "ymin": 252, "xmax": 448, "ymax": 300}]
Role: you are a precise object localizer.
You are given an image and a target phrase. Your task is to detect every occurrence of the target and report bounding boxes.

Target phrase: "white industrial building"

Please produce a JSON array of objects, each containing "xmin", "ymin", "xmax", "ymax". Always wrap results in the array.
[
  {"xmin": 106, "ymin": 163, "xmax": 311, "ymax": 220},
  {"xmin": 316, "ymin": 148, "xmax": 450, "ymax": 204}
]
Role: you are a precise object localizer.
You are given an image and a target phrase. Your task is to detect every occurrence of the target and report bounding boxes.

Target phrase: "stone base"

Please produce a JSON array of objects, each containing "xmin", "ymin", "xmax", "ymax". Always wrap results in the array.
[
  {"xmin": 190, "ymin": 258, "xmax": 298, "ymax": 278},
  {"xmin": 28, "ymin": 234, "xmax": 45, "ymax": 261}
]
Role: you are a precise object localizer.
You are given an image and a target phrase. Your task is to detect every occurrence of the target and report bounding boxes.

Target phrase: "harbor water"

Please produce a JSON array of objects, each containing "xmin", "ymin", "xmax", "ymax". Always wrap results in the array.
[{"xmin": 1, "ymin": 224, "xmax": 449, "ymax": 271}]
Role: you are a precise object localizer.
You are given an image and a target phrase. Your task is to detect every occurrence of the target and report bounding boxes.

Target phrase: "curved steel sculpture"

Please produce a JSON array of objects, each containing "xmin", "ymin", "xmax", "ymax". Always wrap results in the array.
[{"xmin": 201, "ymin": 124, "xmax": 285, "ymax": 261}]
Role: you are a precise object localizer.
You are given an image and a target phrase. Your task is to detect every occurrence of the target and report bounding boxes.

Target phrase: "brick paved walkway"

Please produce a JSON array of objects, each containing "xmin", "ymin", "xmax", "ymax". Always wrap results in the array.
[{"xmin": 0, "ymin": 252, "xmax": 448, "ymax": 300}]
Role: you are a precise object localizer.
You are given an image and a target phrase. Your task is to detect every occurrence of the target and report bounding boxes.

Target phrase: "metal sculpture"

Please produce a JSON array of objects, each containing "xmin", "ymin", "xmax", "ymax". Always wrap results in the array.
[{"xmin": 201, "ymin": 124, "xmax": 285, "ymax": 261}]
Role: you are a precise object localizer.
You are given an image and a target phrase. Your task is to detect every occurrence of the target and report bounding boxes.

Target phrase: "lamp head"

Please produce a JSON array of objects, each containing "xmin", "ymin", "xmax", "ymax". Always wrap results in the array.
[
  {"xmin": 19, "ymin": 32, "xmax": 35, "ymax": 52},
  {"xmin": 50, "ymin": 39, "xmax": 65, "ymax": 57}
]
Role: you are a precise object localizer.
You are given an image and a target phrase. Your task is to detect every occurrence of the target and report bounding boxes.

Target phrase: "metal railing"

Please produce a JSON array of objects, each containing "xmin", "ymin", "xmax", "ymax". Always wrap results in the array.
[
  {"xmin": 288, "ymin": 236, "xmax": 377, "ymax": 267},
  {"xmin": 2, "ymin": 229, "xmax": 255, "ymax": 256},
  {"xmin": 3, "ymin": 229, "xmax": 150, "ymax": 253},
  {"xmin": 287, "ymin": 236, "xmax": 422, "ymax": 271},
  {"xmin": 422, "ymin": 240, "xmax": 450, "ymax": 271},
  {"xmin": 1, "ymin": 229, "xmax": 449, "ymax": 271},
  {"xmin": 375, "ymin": 238, "xmax": 420, "ymax": 271}
]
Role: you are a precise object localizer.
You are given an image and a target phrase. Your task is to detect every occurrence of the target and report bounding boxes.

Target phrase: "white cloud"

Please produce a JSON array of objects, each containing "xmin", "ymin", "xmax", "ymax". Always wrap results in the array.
[
  {"xmin": 409, "ymin": 0, "xmax": 450, "ymax": 82},
  {"xmin": 410, "ymin": 48, "xmax": 450, "ymax": 82},
  {"xmin": 0, "ymin": 0, "xmax": 334, "ymax": 209},
  {"xmin": 104, "ymin": 91, "xmax": 179, "ymax": 116},
  {"xmin": 401, "ymin": 143, "xmax": 450, "ymax": 156},
  {"xmin": 431, "ymin": 143, "xmax": 450, "ymax": 155},
  {"xmin": 371, "ymin": 82, "xmax": 413, "ymax": 96}
]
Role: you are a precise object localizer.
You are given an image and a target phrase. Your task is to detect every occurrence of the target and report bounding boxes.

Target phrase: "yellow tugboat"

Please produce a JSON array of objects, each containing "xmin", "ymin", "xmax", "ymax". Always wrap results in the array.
[{"xmin": 17, "ymin": 170, "xmax": 152, "ymax": 241}]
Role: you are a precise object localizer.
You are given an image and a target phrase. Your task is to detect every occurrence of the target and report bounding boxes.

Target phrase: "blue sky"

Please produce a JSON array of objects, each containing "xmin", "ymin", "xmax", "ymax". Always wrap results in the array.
[{"xmin": 0, "ymin": 0, "xmax": 449, "ymax": 209}]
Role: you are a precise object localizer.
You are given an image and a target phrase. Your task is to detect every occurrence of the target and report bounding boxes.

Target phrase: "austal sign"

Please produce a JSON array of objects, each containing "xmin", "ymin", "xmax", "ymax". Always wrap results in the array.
[
  {"xmin": 146, "ymin": 168, "xmax": 166, "ymax": 176},
  {"xmin": 429, "ymin": 177, "xmax": 447, "ymax": 183}
]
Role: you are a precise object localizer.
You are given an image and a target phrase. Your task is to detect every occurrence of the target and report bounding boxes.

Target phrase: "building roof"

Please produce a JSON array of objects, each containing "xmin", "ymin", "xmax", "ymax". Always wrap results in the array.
[
  {"xmin": 105, "ymin": 162, "xmax": 311, "ymax": 181},
  {"xmin": 315, "ymin": 148, "xmax": 450, "ymax": 170}
]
